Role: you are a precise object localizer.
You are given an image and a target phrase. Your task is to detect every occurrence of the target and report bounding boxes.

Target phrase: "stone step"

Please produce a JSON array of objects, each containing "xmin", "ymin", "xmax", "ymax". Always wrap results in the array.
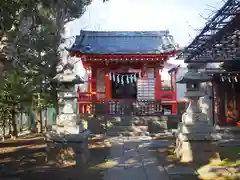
[
  {"xmin": 217, "ymin": 130, "xmax": 240, "ymax": 147},
  {"xmin": 107, "ymin": 125, "xmax": 149, "ymax": 136},
  {"xmin": 91, "ymin": 115, "xmax": 180, "ymax": 135},
  {"xmin": 216, "ymin": 126, "xmax": 240, "ymax": 134},
  {"xmin": 219, "ymin": 139, "xmax": 240, "ymax": 147}
]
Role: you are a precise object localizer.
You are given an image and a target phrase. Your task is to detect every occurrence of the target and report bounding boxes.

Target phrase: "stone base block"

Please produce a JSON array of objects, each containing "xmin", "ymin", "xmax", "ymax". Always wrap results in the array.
[
  {"xmin": 178, "ymin": 122, "xmax": 214, "ymax": 134},
  {"xmin": 46, "ymin": 141, "xmax": 89, "ymax": 167},
  {"xmin": 56, "ymin": 114, "xmax": 79, "ymax": 126},
  {"xmin": 55, "ymin": 125, "xmax": 84, "ymax": 134},
  {"xmin": 175, "ymin": 134, "xmax": 219, "ymax": 164}
]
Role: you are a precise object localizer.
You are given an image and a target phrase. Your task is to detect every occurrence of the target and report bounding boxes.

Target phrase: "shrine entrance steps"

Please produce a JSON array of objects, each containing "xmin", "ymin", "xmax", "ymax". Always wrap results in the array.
[
  {"xmin": 87, "ymin": 115, "xmax": 179, "ymax": 136},
  {"xmin": 106, "ymin": 116, "xmax": 149, "ymax": 136}
]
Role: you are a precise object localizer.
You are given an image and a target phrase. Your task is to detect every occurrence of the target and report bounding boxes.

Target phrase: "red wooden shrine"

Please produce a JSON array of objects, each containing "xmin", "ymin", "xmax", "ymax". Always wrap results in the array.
[{"xmin": 68, "ymin": 30, "xmax": 180, "ymax": 115}]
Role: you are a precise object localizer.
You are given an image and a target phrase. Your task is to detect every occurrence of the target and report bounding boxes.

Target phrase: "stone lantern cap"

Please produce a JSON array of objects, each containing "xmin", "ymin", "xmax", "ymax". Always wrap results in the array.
[
  {"xmin": 177, "ymin": 71, "xmax": 211, "ymax": 84},
  {"xmin": 52, "ymin": 63, "xmax": 84, "ymax": 84}
]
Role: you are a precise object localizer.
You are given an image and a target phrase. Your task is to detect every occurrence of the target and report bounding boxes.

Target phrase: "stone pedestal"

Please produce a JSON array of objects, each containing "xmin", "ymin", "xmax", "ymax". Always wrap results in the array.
[
  {"xmin": 45, "ymin": 131, "xmax": 90, "ymax": 166},
  {"xmin": 175, "ymin": 124, "xmax": 218, "ymax": 163},
  {"xmin": 175, "ymin": 68, "xmax": 219, "ymax": 164}
]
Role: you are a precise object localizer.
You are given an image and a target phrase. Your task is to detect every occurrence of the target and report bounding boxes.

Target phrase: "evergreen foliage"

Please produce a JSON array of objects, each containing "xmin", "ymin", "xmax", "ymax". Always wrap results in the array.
[{"xmin": 0, "ymin": 0, "xmax": 93, "ymax": 138}]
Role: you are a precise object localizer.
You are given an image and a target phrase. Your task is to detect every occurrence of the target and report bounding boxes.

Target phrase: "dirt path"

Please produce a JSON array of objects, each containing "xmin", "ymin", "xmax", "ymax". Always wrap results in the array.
[{"xmin": 0, "ymin": 134, "xmax": 110, "ymax": 180}]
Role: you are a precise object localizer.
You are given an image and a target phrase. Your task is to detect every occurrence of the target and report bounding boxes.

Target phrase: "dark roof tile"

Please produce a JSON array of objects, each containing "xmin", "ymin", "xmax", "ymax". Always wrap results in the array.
[{"xmin": 69, "ymin": 30, "xmax": 179, "ymax": 54}]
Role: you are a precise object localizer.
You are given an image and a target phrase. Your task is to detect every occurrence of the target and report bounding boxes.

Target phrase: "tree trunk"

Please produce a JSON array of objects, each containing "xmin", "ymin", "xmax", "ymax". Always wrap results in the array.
[
  {"xmin": 1, "ymin": 126, "xmax": 5, "ymax": 141},
  {"xmin": 1, "ymin": 111, "xmax": 5, "ymax": 141},
  {"xmin": 20, "ymin": 110, "xmax": 23, "ymax": 132},
  {"xmin": 36, "ymin": 108, "xmax": 42, "ymax": 134},
  {"xmin": 11, "ymin": 105, "xmax": 18, "ymax": 139},
  {"xmin": 45, "ymin": 108, "xmax": 48, "ymax": 130}
]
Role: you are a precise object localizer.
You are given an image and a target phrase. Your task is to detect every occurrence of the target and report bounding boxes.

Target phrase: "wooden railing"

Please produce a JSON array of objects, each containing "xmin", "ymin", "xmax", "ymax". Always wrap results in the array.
[
  {"xmin": 78, "ymin": 92, "xmax": 104, "ymax": 114},
  {"xmin": 78, "ymin": 99, "xmax": 162, "ymax": 116}
]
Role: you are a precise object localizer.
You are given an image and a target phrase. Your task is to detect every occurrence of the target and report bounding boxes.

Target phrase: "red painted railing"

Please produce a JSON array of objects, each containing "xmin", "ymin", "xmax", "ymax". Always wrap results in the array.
[
  {"xmin": 78, "ymin": 90, "xmax": 177, "ymax": 115},
  {"xmin": 78, "ymin": 92, "xmax": 105, "ymax": 114}
]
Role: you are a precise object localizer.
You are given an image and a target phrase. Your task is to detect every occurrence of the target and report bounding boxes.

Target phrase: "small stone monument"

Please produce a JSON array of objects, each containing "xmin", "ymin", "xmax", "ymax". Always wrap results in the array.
[
  {"xmin": 175, "ymin": 67, "xmax": 219, "ymax": 163},
  {"xmin": 45, "ymin": 63, "xmax": 90, "ymax": 166}
]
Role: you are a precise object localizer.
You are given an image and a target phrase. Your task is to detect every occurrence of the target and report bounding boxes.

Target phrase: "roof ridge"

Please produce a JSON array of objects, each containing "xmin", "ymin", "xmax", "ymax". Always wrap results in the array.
[{"xmin": 79, "ymin": 30, "xmax": 170, "ymax": 37}]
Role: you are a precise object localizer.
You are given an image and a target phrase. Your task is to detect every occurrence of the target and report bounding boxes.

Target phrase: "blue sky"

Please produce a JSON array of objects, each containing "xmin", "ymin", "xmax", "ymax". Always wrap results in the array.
[
  {"xmin": 64, "ymin": 0, "xmax": 224, "ymax": 76},
  {"xmin": 65, "ymin": 0, "xmax": 223, "ymax": 46}
]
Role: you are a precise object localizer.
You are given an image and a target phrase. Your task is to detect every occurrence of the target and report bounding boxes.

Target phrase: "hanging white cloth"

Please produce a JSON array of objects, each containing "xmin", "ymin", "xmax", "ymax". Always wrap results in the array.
[
  {"xmin": 109, "ymin": 72, "xmax": 112, "ymax": 80},
  {"xmin": 130, "ymin": 74, "xmax": 134, "ymax": 83},
  {"xmin": 133, "ymin": 73, "xmax": 137, "ymax": 82},
  {"xmin": 126, "ymin": 74, "xmax": 129, "ymax": 84},
  {"xmin": 112, "ymin": 73, "xmax": 116, "ymax": 82},
  {"xmin": 121, "ymin": 75, "xmax": 124, "ymax": 84},
  {"xmin": 117, "ymin": 75, "xmax": 120, "ymax": 83}
]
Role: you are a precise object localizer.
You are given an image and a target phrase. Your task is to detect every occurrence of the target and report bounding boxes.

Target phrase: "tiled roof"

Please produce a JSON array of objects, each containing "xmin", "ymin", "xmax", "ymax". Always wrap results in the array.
[{"xmin": 69, "ymin": 30, "xmax": 179, "ymax": 54}]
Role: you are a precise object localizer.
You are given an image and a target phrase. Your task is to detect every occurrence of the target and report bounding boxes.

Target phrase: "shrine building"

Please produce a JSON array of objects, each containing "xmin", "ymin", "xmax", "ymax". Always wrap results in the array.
[
  {"xmin": 68, "ymin": 30, "xmax": 180, "ymax": 115},
  {"xmin": 179, "ymin": 0, "xmax": 240, "ymax": 127}
]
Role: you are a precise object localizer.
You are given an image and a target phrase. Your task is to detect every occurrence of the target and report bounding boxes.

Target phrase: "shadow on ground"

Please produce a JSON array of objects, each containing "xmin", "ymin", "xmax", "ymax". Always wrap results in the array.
[
  {"xmin": 0, "ymin": 134, "xmax": 110, "ymax": 180},
  {"xmin": 150, "ymin": 136, "xmax": 240, "ymax": 180}
]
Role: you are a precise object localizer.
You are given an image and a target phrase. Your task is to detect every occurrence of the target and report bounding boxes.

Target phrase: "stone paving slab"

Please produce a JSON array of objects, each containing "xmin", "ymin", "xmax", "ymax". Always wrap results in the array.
[
  {"xmin": 142, "ymin": 155, "xmax": 170, "ymax": 180},
  {"xmin": 197, "ymin": 165, "xmax": 237, "ymax": 179},
  {"xmin": 121, "ymin": 166, "xmax": 147, "ymax": 180},
  {"xmin": 103, "ymin": 136, "xmax": 240, "ymax": 180},
  {"xmin": 165, "ymin": 165, "xmax": 198, "ymax": 175},
  {"xmin": 103, "ymin": 137, "xmax": 170, "ymax": 180},
  {"xmin": 107, "ymin": 143, "xmax": 123, "ymax": 158},
  {"xmin": 169, "ymin": 174, "xmax": 200, "ymax": 180}
]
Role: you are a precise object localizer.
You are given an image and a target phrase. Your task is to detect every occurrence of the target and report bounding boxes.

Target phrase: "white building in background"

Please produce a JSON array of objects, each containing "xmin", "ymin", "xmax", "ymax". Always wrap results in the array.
[{"xmin": 162, "ymin": 58, "xmax": 187, "ymax": 101}]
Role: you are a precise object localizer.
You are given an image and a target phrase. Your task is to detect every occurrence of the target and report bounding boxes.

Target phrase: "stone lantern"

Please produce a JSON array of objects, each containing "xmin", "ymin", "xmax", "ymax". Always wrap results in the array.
[
  {"xmin": 45, "ymin": 63, "xmax": 90, "ymax": 166},
  {"xmin": 175, "ymin": 67, "xmax": 219, "ymax": 163}
]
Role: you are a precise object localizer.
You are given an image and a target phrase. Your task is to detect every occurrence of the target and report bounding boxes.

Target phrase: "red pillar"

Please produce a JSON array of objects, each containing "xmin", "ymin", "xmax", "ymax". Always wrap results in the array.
[
  {"xmin": 141, "ymin": 66, "xmax": 147, "ymax": 78},
  {"xmin": 172, "ymin": 104, "xmax": 177, "ymax": 114},
  {"xmin": 105, "ymin": 73, "xmax": 111, "ymax": 100},
  {"xmin": 87, "ymin": 70, "xmax": 91, "ymax": 94},
  {"xmin": 91, "ymin": 66, "xmax": 97, "ymax": 101},
  {"xmin": 105, "ymin": 71, "xmax": 111, "ymax": 114},
  {"xmin": 155, "ymin": 68, "xmax": 161, "ymax": 100}
]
